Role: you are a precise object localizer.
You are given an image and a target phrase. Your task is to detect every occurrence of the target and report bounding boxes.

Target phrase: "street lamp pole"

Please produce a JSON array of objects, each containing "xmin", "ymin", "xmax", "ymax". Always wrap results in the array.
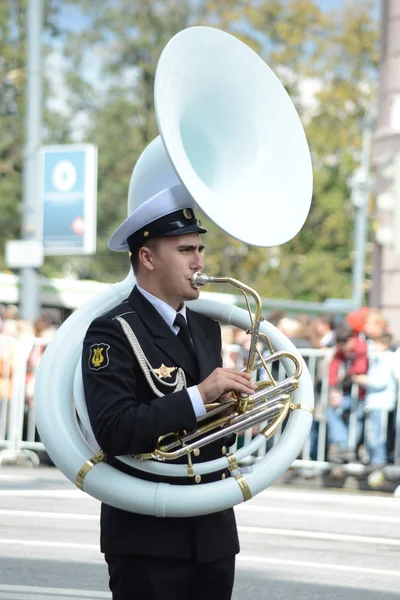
[
  {"xmin": 351, "ymin": 109, "xmax": 374, "ymax": 310},
  {"xmin": 20, "ymin": 0, "xmax": 43, "ymax": 320}
]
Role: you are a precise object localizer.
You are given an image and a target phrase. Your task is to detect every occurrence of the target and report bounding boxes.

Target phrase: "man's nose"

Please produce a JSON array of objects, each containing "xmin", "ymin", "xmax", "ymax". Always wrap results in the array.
[{"xmin": 193, "ymin": 251, "xmax": 204, "ymax": 271}]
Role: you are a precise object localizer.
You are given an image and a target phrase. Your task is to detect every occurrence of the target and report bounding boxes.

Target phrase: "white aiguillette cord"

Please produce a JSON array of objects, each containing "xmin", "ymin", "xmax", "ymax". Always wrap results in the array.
[
  {"xmin": 76, "ymin": 316, "xmax": 188, "ymax": 490},
  {"xmin": 115, "ymin": 316, "xmax": 187, "ymax": 397}
]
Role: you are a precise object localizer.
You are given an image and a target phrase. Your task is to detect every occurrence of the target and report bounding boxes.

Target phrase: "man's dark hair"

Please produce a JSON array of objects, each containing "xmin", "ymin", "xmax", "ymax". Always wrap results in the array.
[
  {"xmin": 267, "ymin": 309, "xmax": 285, "ymax": 326},
  {"xmin": 129, "ymin": 238, "xmax": 161, "ymax": 275},
  {"xmin": 317, "ymin": 313, "xmax": 335, "ymax": 330},
  {"xmin": 335, "ymin": 325, "xmax": 352, "ymax": 344}
]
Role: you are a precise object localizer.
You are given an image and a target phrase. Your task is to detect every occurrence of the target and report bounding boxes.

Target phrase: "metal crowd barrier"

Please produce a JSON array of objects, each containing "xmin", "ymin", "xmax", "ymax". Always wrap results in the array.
[
  {"xmin": 1, "ymin": 334, "xmax": 400, "ymax": 488},
  {"xmin": 0, "ymin": 335, "xmax": 46, "ymax": 466},
  {"xmin": 230, "ymin": 348, "xmax": 331, "ymax": 465},
  {"xmin": 232, "ymin": 348, "xmax": 400, "ymax": 480}
]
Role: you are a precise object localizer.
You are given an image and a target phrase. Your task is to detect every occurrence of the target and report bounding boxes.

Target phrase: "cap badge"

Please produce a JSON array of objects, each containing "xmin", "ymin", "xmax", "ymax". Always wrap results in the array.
[
  {"xmin": 154, "ymin": 364, "xmax": 177, "ymax": 379},
  {"xmin": 183, "ymin": 209, "xmax": 193, "ymax": 220},
  {"xmin": 143, "ymin": 231, "xmax": 149, "ymax": 237}
]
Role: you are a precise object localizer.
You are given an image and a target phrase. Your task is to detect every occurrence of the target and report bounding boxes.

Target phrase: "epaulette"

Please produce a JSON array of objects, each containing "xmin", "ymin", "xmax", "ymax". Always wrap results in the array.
[{"xmin": 98, "ymin": 300, "xmax": 136, "ymax": 321}]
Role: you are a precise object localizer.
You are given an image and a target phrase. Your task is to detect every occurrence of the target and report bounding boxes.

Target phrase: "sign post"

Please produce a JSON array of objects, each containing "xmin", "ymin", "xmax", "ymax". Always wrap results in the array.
[{"xmin": 5, "ymin": 240, "xmax": 44, "ymax": 269}]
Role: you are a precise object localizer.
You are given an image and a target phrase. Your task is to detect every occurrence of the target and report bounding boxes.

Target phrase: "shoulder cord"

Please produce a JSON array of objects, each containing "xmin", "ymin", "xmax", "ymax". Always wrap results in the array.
[{"xmin": 115, "ymin": 316, "xmax": 187, "ymax": 397}]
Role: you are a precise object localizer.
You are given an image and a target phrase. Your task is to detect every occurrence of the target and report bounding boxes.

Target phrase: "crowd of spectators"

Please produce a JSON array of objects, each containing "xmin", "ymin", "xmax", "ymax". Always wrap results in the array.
[
  {"xmin": 1, "ymin": 302, "xmax": 399, "ymax": 470},
  {"xmin": 0, "ymin": 304, "xmax": 61, "ymax": 414},
  {"xmin": 221, "ymin": 306, "xmax": 400, "ymax": 469}
]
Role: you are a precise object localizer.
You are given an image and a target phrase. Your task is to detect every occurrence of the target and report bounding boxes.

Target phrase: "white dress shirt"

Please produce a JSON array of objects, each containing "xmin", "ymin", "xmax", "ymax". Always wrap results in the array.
[{"xmin": 136, "ymin": 284, "xmax": 206, "ymax": 417}]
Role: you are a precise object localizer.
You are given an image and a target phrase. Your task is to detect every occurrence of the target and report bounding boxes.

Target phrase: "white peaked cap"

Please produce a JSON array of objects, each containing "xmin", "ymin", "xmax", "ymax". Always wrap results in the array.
[{"xmin": 108, "ymin": 184, "xmax": 206, "ymax": 252}]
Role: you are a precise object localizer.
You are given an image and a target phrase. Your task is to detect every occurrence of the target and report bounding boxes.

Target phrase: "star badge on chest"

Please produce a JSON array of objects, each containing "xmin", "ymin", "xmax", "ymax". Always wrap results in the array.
[{"xmin": 153, "ymin": 364, "xmax": 177, "ymax": 379}]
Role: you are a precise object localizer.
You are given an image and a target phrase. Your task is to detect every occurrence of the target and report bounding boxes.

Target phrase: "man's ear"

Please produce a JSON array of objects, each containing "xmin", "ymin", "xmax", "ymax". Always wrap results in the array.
[{"xmin": 138, "ymin": 245, "xmax": 155, "ymax": 271}]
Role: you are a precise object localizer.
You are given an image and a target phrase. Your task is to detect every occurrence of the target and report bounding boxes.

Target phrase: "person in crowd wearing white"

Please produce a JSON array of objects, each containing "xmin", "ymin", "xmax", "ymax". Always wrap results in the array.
[{"xmin": 352, "ymin": 333, "xmax": 397, "ymax": 465}]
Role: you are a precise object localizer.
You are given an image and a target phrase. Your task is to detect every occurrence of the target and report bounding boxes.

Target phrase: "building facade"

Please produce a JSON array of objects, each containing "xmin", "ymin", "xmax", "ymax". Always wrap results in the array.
[{"xmin": 372, "ymin": 0, "xmax": 400, "ymax": 339}]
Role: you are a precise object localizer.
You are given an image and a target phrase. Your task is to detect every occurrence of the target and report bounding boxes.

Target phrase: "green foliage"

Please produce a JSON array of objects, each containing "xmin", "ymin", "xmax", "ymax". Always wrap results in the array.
[
  {"xmin": 200, "ymin": 0, "xmax": 378, "ymax": 300},
  {"xmin": 0, "ymin": 0, "xmax": 379, "ymax": 302},
  {"xmin": 0, "ymin": 1, "xmax": 27, "ymax": 262},
  {"xmin": 0, "ymin": 0, "xmax": 69, "ymax": 272}
]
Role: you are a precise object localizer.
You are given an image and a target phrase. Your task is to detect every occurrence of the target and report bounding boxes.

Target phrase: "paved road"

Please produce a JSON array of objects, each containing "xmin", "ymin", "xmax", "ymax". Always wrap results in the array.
[{"xmin": 0, "ymin": 467, "xmax": 399, "ymax": 599}]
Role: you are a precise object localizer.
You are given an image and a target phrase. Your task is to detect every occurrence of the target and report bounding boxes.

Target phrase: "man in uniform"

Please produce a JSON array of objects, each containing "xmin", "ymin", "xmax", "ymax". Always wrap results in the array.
[{"xmin": 82, "ymin": 183, "xmax": 255, "ymax": 600}]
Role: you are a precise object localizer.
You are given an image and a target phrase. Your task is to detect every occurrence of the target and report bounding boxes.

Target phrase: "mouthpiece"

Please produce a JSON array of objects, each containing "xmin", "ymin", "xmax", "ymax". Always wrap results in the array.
[{"xmin": 191, "ymin": 272, "xmax": 213, "ymax": 289}]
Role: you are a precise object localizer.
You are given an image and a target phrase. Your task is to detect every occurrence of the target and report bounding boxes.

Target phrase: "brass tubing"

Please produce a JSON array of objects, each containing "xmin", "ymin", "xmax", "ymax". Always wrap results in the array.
[
  {"xmin": 161, "ymin": 395, "xmax": 288, "ymax": 452},
  {"xmin": 251, "ymin": 378, "xmax": 299, "ymax": 402},
  {"xmin": 191, "ymin": 272, "xmax": 262, "ymax": 373},
  {"xmin": 198, "ymin": 399, "xmax": 237, "ymax": 421},
  {"xmin": 148, "ymin": 273, "xmax": 308, "ymax": 467},
  {"xmin": 135, "ymin": 401, "xmax": 286, "ymax": 461},
  {"xmin": 75, "ymin": 450, "xmax": 107, "ymax": 490},
  {"xmin": 254, "ymin": 349, "xmax": 303, "ymax": 380},
  {"xmin": 200, "ymin": 376, "xmax": 298, "ymax": 424},
  {"xmin": 260, "ymin": 398, "xmax": 291, "ymax": 440}
]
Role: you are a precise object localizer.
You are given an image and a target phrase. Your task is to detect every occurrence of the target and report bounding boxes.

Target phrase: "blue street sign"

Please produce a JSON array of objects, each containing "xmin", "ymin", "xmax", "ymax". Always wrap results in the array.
[{"xmin": 39, "ymin": 144, "xmax": 98, "ymax": 255}]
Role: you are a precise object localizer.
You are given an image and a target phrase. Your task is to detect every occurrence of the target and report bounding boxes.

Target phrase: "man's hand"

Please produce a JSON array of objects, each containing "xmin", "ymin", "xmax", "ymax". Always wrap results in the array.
[
  {"xmin": 328, "ymin": 388, "xmax": 343, "ymax": 408},
  {"xmin": 352, "ymin": 374, "xmax": 368, "ymax": 386},
  {"xmin": 198, "ymin": 368, "xmax": 256, "ymax": 405},
  {"xmin": 218, "ymin": 391, "xmax": 235, "ymax": 417}
]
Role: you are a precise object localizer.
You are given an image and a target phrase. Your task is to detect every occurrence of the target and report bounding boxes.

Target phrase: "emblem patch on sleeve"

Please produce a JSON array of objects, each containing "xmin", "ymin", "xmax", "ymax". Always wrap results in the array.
[{"xmin": 89, "ymin": 343, "xmax": 110, "ymax": 371}]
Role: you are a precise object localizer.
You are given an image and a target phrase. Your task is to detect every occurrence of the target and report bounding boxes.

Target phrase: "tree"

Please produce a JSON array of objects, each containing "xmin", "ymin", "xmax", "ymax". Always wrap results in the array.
[
  {"xmin": 200, "ymin": 0, "xmax": 379, "ymax": 299},
  {"xmin": 43, "ymin": 0, "xmax": 199, "ymax": 281},
  {"xmin": 0, "ymin": 1, "xmax": 29, "ymax": 266},
  {"xmin": 1, "ymin": 0, "xmax": 379, "ymax": 303},
  {"xmin": 0, "ymin": 0, "xmax": 72, "ymax": 272}
]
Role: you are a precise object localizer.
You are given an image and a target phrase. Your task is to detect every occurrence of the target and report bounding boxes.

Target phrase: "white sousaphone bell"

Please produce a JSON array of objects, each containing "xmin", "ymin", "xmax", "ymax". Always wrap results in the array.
[{"xmin": 35, "ymin": 26, "xmax": 314, "ymax": 517}]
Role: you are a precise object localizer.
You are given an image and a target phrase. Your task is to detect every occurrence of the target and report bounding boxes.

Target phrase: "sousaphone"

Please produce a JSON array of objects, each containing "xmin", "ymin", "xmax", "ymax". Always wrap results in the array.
[{"xmin": 35, "ymin": 26, "xmax": 314, "ymax": 517}]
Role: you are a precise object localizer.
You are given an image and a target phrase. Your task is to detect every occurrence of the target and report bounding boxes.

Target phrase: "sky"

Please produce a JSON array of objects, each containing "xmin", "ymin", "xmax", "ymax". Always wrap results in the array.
[
  {"xmin": 54, "ymin": 0, "xmax": 380, "ymax": 35},
  {"xmin": 45, "ymin": 0, "xmax": 380, "ymax": 141}
]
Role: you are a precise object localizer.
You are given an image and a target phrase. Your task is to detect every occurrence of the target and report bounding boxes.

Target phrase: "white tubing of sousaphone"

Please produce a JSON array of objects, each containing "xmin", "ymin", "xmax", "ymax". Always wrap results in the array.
[
  {"xmin": 155, "ymin": 26, "xmax": 313, "ymax": 248},
  {"xmin": 34, "ymin": 273, "xmax": 134, "ymax": 476},
  {"xmin": 35, "ymin": 284, "xmax": 313, "ymax": 516}
]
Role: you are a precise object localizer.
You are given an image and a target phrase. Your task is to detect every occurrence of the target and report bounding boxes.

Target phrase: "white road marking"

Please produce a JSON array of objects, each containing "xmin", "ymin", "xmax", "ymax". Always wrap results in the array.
[
  {"xmin": 237, "ymin": 555, "xmax": 400, "ymax": 578},
  {"xmin": 0, "ymin": 510, "xmax": 98, "ymax": 520},
  {"xmin": 1, "ymin": 505, "xmax": 399, "ymax": 527},
  {"xmin": 2, "ymin": 523, "xmax": 399, "ymax": 551},
  {"xmin": 238, "ymin": 525, "xmax": 400, "ymax": 546},
  {"xmin": 0, "ymin": 539, "xmax": 98, "ymax": 550},
  {"xmin": 0, "ymin": 475, "xmax": 36, "ymax": 481},
  {"xmin": 0, "ymin": 485, "xmax": 397, "ymax": 509},
  {"xmin": 1, "ymin": 545, "xmax": 398, "ymax": 584},
  {"xmin": 258, "ymin": 487, "xmax": 399, "ymax": 507},
  {"xmin": 236, "ymin": 503, "xmax": 400, "ymax": 524},
  {"xmin": 0, "ymin": 584, "xmax": 109, "ymax": 599},
  {"xmin": 0, "ymin": 490, "xmax": 85, "ymax": 498}
]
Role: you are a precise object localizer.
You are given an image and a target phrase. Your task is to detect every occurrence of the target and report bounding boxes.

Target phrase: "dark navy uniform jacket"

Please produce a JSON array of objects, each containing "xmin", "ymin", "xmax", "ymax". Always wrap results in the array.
[{"xmin": 82, "ymin": 286, "xmax": 240, "ymax": 563}]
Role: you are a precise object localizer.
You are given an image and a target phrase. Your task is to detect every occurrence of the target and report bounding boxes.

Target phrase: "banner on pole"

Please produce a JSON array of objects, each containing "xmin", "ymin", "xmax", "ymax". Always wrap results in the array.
[{"xmin": 40, "ymin": 144, "xmax": 98, "ymax": 255}]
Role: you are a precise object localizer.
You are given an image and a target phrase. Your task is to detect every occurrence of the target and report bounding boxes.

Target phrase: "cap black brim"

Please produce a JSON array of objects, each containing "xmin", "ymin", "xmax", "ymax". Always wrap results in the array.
[{"xmin": 158, "ymin": 224, "xmax": 208, "ymax": 237}]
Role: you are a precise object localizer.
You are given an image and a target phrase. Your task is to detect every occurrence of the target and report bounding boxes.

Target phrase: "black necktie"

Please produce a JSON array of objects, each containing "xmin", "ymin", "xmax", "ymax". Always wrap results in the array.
[{"xmin": 174, "ymin": 313, "xmax": 196, "ymax": 359}]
